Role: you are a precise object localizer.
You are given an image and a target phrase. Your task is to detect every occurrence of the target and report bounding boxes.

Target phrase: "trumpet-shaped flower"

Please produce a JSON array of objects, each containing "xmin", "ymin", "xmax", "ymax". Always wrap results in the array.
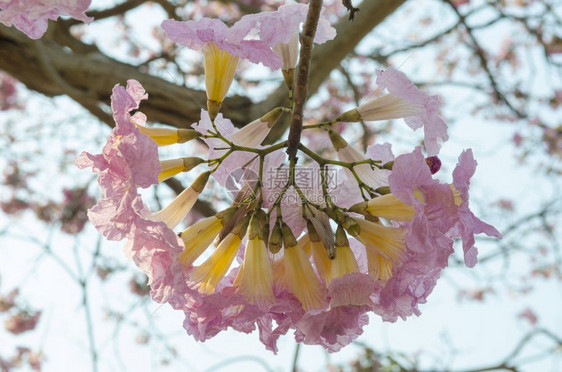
[
  {"xmin": 330, "ymin": 245, "xmax": 360, "ymax": 281},
  {"xmin": 369, "ymin": 147, "xmax": 502, "ymax": 321},
  {"xmin": 150, "ymin": 172, "xmax": 209, "ymax": 229},
  {"xmin": 309, "ymin": 239, "xmax": 332, "ymax": 284},
  {"xmin": 329, "ymin": 130, "xmax": 390, "ymax": 192},
  {"xmin": 376, "ymin": 68, "xmax": 448, "ymax": 156},
  {"xmin": 178, "ymin": 216, "xmax": 221, "ymax": 267},
  {"xmin": 163, "ymin": 3, "xmax": 335, "ymax": 70},
  {"xmin": 273, "ymin": 31, "xmax": 299, "ymax": 88},
  {"xmin": 189, "ymin": 215, "xmax": 250, "ymax": 294},
  {"xmin": 162, "ymin": 3, "xmax": 335, "ymax": 116},
  {"xmin": 235, "ymin": 213, "xmax": 275, "ymax": 306},
  {"xmin": 136, "ymin": 125, "xmax": 201, "ymax": 147},
  {"xmin": 158, "ymin": 157, "xmax": 204, "ymax": 183},
  {"xmin": 279, "ymin": 224, "xmax": 327, "ymax": 311},
  {"xmin": 349, "ymin": 217, "xmax": 406, "ymax": 281},
  {"xmin": 335, "ymin": 67, "xmax": 448, "ymax": 157}
]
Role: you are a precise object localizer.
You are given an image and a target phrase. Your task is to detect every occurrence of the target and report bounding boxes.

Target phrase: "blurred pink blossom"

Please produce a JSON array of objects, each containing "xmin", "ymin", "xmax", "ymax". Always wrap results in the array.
[{"xmin": 0, "ymin": 0, "xmax": 92, "ymax": 39}]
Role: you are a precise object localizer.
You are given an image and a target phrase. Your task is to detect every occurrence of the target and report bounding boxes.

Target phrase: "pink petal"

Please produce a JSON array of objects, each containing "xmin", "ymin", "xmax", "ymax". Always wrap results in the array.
[
  {"xmin": 0, "ymin": 0, "xmax": 92, "ymax": 39},
  {"xmin": 376, "ymin": 68, "xmax": 449, "ymax": 156}
]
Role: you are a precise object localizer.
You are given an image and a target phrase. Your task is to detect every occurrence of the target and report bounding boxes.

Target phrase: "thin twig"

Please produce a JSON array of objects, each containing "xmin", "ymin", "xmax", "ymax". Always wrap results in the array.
[
  {"xmin": 286, "ymin": 0, "xmax": 324, "ymax": 160},
  {"xmin": 66, "ymin": 0, "xmax": 148, "ymax": 25},
  {"xmin": 442, "ymin": 0, "xmax": 526, "ymax": 118},
  {"xmin": 292, "ymin": 342, "xmax": 301, "ymax": 372}
]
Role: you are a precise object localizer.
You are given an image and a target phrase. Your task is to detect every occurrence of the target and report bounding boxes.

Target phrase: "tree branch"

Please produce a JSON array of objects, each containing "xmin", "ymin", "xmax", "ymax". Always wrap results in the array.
[
  {"xmin": 264, "ymin": 0, "xmax": 408, "ymax": 143},
  {"xmin": 442, "ymin": 0, "xmax": 526, "ymax": 118},
  {"xmin": 0, "ymin": 25, "xmax": 252, "ymax": 128},
  {"xmin": 286, "ymin": 0, "xmax": 323, "ymax": 160}
]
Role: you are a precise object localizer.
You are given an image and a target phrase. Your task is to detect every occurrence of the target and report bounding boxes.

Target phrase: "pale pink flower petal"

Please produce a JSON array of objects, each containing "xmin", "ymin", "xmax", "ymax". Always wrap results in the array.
[
  {"xmin": 126, "ymin": 79, "xmax": 148, "ymax": 106},
  {"xmin": 294, "ymin": 306, "xmax": 369, "ymax": 353},
  {"xmin": 87, "ymin": 190, "xmax": 143, "ymax": 241},
  {"xmin": 0, "ymin": 0, "xmax": 92, "ymax": 39},
  {"xmin": 77, "ymin": 81, "xmax": 160, "ymax": 240},
  {"xmin": 127, "ymin": 219, "xmax": 187, "ymax": 303},
  {"xmin": 162, "ymin": 3, "xmax": 335, "ymax": 69},
  {"xmin": 162, "ymin": 18, "xmax": 280, "ymax": 69},
  {"xmin": 452, "ymin": 149, "xmax": 502, "ymax": 267},
  {"xmin": 388, "ymin": 147, "xmax": 436, "ymax": 206},
  {"xmin": 232, "ymin": 3, "xmax": 336, "ymax": 46},
  {"xmin": 373, "ymin": 147, "xmax": 459, "ymax": 321},
  {"xmin": 365, "ymin": 142, "xmax": 395, "ymax": 164},
  {"xmin": 257, "ymin": 295, "xmax": 304, "ymax": 353},
  {"xmin": 328, "ymin": 273, "xmax": 376, "ymax": 307},
  {"xmin": 328, "ymin": 170, "xmax": 364, "ymax": 208},
  {"xmin": 376, "ymin": 68, "xmax": 449, "ymax": 156},
  {"xmin": 77, "ymin": 82, "xmax": 159, "ymax": 192},
  {"xmin": 372, "ymin": 226, "xmax": 454, "ymax": 322},
  {"xmin": 161, "ymin": 18, "xmax": 230, "ymax": 51}
]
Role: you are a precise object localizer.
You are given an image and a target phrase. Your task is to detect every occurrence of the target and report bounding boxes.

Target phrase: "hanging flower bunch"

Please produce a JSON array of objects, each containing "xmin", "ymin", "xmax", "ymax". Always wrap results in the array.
[{"xmin": 77, "ymin": 3, "xmax": 501, "ymax": 353}]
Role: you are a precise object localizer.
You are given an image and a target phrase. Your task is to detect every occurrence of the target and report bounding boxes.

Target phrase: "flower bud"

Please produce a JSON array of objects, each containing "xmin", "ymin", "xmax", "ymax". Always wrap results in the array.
[
  {"xmin": 335, "ymin": 108, "xmax": 362, "ymax": 122},
  {"xmin": 268, "ymin": 221, "xmax": 283, "ymax": 254},
  {"xmin": 426, "ymin": 156, "xmax": 442, "ymax": 174},
  {"xmin": 150, "ymin": 171, "xmax": 210, "ymax": 228},
  {"xmin": 158, "ymin": 157, "xmax": 204, "ymax": 182}
]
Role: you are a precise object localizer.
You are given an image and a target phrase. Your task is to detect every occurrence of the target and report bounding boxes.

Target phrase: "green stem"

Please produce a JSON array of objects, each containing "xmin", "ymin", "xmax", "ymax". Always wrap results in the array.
[{"xmin": 302, "ymin": 120, "xmax": 337, "ymax": 130}]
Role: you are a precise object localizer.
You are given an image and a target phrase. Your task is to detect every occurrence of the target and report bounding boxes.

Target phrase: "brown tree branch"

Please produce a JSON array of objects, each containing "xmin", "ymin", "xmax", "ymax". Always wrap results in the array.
[
  {"xmin": 286, "ymin": 0, "xmax": 323, "ymax": 160},
  {"xmin": 0, "ymin": 0, "xmax": 406, "ymax": 131},
  {"xmin": 0, "ymin": 25, "xmax": 252, "ymax": 128},
  {"xmin": 69, "ymin": 0, "xmax": 149, "ymax": 25}
]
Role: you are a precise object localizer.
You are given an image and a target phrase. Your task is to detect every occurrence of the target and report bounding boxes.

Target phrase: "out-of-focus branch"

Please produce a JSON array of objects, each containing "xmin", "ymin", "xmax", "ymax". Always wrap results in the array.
[
  {"xmin": 456, "ymin": 329, "xmax": 562, "ymax": 372},
  {"xmin": 152, "ymin": 0, "xmax": 179, "ymax": 20},
  {"xmin": 348, "ymin": 329, "xmax": 562, "ymax": 372},
  {"xmin": 0, "ymin": 25, "xmax": 252, "ymax": 128},
  {"xmin": 442, "ymin": 0, "xmax": 526, "ymax": 118},
  {"xmin": 291, "ymin": 343, "xmax": 301, "ymax": 372},
  {"xmin": 67, "ymin": 0, "xmax": 149, "ymax": 25},
  {"xmin": 337, "ymin": 65, "xmax": 371, "ymax": 152}
]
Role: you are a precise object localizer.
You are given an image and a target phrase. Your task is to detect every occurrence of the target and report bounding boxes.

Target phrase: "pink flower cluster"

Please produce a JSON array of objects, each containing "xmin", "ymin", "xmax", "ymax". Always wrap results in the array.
[
  {"xmin": 374, "ymin": 147, "xmax": 501, "ymax": 320},
  {"xmin": 75, "ymin": 81, "xmax": 186, "ymax": 303},
  {"xmin": 76, "ymin": 81, "xmax": 159, "ymax": 240},
  {"xmin": 0, "ymin": 0, "xmax": 92, "ymax": 39},
  {"xmin": 78, "ymin": 78, "xmax": 501, "ymax": 352}
]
